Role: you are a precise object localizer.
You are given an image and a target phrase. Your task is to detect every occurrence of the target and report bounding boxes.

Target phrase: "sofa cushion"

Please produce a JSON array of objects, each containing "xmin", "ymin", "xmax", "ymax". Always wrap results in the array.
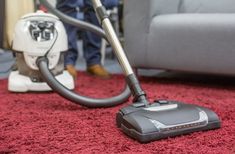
[{"xmin": 146, "ymin": 14, "xmax": 235, "ymax": 75}]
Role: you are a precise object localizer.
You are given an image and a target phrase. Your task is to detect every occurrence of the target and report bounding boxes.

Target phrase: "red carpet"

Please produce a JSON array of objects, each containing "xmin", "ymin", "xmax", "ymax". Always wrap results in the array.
[{"xmin": 0, "ymin": 72, "xmax": 235, "ymax": 154}]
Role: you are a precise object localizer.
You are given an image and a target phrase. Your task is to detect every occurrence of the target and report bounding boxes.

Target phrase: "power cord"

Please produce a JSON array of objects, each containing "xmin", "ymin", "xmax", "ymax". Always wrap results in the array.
[{"xmin": 44, "ymin": 30, "xmax": 59, "ymax": 57}]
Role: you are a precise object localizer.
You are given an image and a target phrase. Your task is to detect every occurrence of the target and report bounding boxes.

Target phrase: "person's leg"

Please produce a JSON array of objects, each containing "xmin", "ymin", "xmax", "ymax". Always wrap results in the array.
[
  {"xmin": 63, "ymin": 19, "xmax": 79, "ymax": 79},
  {"xmin": 63, "ymin": 21, "xmax": 78, "ymax": 67},
  {"xmin": 83, "ymin": 0, "xmax": 118, "ymax": 66},
  {"xmin": 83, "ymin": 0, "xmax": 101, "ymax": 67},
  {"xmin": 83, "ymin": 1, "xmax": 109, "ymax": 78},
  {"xmin": 83, "ymin": 0, "xmax": 118, "ymax": 78},
  {"xmin": 102, "ymin": 0, "xmax": 119, "ymax": 9},
  {"xmin": 57, "ymin": 0, "xmax": 79, "ymax": 79}
]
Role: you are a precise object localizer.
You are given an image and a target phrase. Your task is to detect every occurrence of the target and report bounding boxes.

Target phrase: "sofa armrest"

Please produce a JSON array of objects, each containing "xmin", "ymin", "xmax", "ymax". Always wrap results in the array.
[
  {"xmin": 123, "ymin": 0, "xmax": 181, "ymax": 67},
  {"xmin": 124, "ymin": 0, "xmax": 181, "ymax": 33}
]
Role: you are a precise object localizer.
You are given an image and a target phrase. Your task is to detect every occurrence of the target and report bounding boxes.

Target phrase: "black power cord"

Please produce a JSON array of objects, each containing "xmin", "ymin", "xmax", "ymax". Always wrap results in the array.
[{"xmin": 44, "ymin": 30, "xmax": 59, "ymax": 57}]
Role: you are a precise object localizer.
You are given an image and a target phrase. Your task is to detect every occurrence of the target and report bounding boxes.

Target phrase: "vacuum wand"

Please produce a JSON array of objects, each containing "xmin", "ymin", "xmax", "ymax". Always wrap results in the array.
[{"xmin": 92, "ymin": 0, "xmax": 149, "ymax": 106}]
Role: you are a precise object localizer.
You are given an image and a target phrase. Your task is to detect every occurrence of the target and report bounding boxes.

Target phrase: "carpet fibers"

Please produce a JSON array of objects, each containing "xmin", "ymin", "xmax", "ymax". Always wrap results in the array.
[{"xmin": 0, "ymin": 72, "xmax": 234, "ymax": 154}]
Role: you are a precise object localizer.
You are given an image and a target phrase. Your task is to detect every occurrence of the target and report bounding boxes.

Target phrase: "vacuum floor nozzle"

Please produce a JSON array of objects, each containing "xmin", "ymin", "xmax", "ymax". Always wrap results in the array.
[{"xmin": 116, "ymin": 100, "xmax": 221, "ymax": 143}]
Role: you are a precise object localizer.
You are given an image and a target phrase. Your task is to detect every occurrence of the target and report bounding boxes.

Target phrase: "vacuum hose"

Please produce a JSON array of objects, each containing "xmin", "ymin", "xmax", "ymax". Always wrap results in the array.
[
  {"xmin": 37, "ymin": 0, "xmax": 131, "ymax": 108},
  {"xmin": 37, "ymin": 57, "xmax": 130, "ymax": 108}
]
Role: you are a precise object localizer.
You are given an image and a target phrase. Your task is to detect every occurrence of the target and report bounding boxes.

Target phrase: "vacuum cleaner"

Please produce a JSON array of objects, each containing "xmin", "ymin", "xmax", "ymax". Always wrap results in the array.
[
  {"xmin": 8, "ymin": 11, "xmax": 74, "ymax": 92},
  {"xmin": 13, "ymin": 0, "xmax": 220, "ymax": 143}
]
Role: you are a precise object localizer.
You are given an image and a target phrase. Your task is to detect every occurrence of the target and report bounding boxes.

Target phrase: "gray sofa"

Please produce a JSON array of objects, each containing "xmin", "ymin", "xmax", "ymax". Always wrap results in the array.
[{"xmin": 124, "ymin": 0, "xmax": 235, "ymax": 76}]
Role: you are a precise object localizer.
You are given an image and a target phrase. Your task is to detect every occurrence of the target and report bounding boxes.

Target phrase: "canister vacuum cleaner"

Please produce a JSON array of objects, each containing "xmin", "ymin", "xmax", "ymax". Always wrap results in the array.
[
  {"xmin": 8, "ymin": 11, "xmax": 74, "ymax": 92},
  {"xmin": 9, "ymin": 0, "xmax": 220, "ymax": 143}
]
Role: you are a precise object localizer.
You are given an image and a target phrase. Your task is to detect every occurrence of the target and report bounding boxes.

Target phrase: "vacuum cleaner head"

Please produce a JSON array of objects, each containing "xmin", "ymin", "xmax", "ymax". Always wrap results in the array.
[{"xmin": 117, "ymin": 100, "xmax": 220, "ymax": 143}]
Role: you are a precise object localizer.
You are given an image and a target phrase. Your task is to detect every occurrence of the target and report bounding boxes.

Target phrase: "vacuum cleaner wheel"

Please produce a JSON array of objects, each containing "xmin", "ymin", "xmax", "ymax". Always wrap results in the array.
[{"xmin": 116, "ymin": 101, "xmax": 221, "ymax": 143}]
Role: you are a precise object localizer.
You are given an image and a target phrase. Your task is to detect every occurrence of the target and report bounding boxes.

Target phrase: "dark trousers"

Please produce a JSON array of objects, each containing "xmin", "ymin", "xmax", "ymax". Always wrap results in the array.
[{"xmin": 57, "ymin": 0, "xmax": 118, "ymax": 66}]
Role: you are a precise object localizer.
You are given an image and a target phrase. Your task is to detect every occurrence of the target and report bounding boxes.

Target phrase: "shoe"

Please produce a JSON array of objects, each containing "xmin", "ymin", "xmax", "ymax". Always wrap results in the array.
[
  {"xmin": 87, "ymin": 64, "xmax": 111, "ymax": 79},
  {"xmin": 66, "ymin": 64, "xmax": 77, "ymax": 80}
]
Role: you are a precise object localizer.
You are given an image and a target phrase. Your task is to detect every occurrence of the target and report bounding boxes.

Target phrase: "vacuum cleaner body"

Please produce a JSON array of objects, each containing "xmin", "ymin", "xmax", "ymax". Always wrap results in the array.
[
  {"xmin": 117, "ymin": 101, "xmax": 220, "ymax": 143},
  {"xmin": 8, "ymin": 11, "xmax": 74, "ymax": 92}
]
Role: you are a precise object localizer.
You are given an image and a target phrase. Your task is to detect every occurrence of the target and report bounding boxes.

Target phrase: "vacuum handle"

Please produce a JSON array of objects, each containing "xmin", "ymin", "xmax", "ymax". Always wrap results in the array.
[{"xmin": 92, "ymin": 0, "xmax": 134, "ymax": 76}]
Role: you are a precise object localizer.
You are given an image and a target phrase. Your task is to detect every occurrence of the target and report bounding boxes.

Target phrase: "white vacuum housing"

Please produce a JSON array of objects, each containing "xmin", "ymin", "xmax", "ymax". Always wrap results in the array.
[{"xmin": 8, "ymin": 11, "xmax": 74, "ymax": 92}]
